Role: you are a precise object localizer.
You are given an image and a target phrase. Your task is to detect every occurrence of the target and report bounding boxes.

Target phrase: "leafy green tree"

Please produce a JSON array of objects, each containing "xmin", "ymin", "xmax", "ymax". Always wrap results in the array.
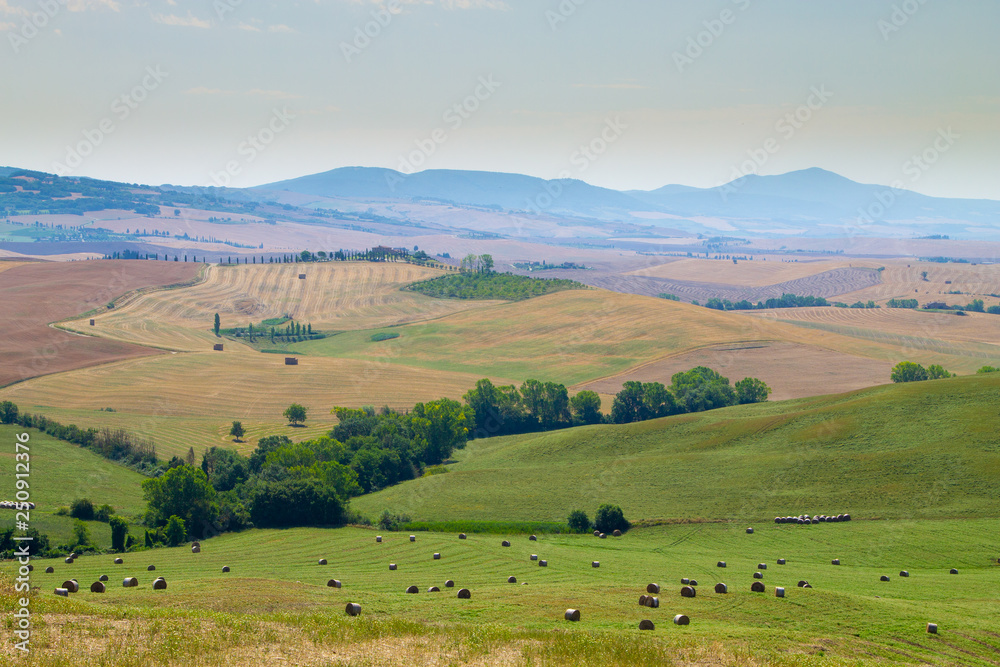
[
  {"xmin": 214, "ymin": 313, "xmax": 220, "ymax": 336},
  {"xmin": 94, "ymin": 504, "xmax": 114, "ymax": 522},
  {"xmin": 201, "ymin": 446, "xmax": 251, "ymax": 492},
  {"xmin": 284, "ymin": 403, "xmax": 308, "ymax": 426},
  {"xmin": 670, "ymin": 367, "xmax": 736, "ymax": 413},
  {"xmin": 569, "ymin": 390, "xmax": 602, "ymax": 425},
  {"xmin": 977, "ymin": 365, "xmax": 1000, "ymax": 374},
  {"xmin": 891, "ymin": 361, "xmax": 929, "ymax": 383},
  {"xmin": 71, "ymin": 519, "xmax": 91, "ymax": 548},
  {"xmin": 479, "ymin": 254, "xmax": 494, "ymax": 274},
  {"xmin": 229, "ymin": 420, "xmax": 245, "ymax": 442},
  {"xmin": 610, "ymin": 381, "xmax": 644, "ymax": 424},
  {"xmin": 641, "ymin": 382, "xmax": 679, "ymax": 419},
  {"xmin": 967, "ymin": 299, "xmax": 985, "ymax": 313},
  {"xmin": 567, "ymin": 510, "xmax": 591, "ymax": 533},
  {"xmin": 410, "ymin": 398, "xmax": 470, "ymax": 464},
  {"xmin": 594, "ymin": 504, "xmax": 629, "ymax": 534},
  {"xmin": 735, "ymin": 377, "xmax": 771, "ymax": 404},
  {"xmin": 69, "ymin": 498, "xmax": 95, "ymax": 521},
  {"xmin": 164, "ymin": 515, "xmax": 186, "ymax": 547},
  {"xmin": 249, "ymin": 479, "xmax": 345, "ymax": 528},
  {"xmin": 0, "ymin": 400, "xmax": 18, "ymax": 424},
  {"xmin": 926, "ymin": 364, "xmax": 954, "ymax": 379},
  {"xmin": 109, "ymin": 515, "xmax": 129, "ymax": 552},
  {"xmin": 144, "ymin": 529, "xmax": 154, "ymax": 548},
  {"xmin": 141, "ymin": 464, "xmax": 218, "ymax": 539}
]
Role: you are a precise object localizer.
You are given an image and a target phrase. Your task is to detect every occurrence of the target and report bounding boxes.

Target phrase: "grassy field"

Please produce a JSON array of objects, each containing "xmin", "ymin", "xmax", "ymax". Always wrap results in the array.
[
  {"xmin": 3, "ymin": 519, "xmax": 999, "ymax": 665},
  {"xmin": 353, "ymin": 373, "xmax": 1000, "ymax": 523},
  {"xmin": 0, "ymin": 424, "xmax": 146, "ymax": 547}
]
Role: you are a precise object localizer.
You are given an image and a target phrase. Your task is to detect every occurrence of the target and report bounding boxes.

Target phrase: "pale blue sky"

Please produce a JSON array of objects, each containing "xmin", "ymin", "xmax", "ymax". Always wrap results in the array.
[{"xmin": 2, "ymin": 0, "xmax": 998, "ymax": 198}]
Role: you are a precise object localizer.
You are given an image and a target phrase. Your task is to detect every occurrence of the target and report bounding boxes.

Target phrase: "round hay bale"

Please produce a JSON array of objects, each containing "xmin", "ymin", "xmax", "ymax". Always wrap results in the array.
[
  {"xmin": 681, "ymin": 577, "xmax": 689, "ymax": 585},
  {"xmin": 222, "ymin": 566, "xmax": 230, "ymax": 573},
  {"xmin": 539, "ymin": 560, "xmax": 548, "ymax": 567},
  {"xmin": 405, "ymin": 585, "xmax": 419, "ymax": 594},
  {"xmin": 803, "ymin": 583, "xmax": 813, "ymax": 589},
  {"xmin": 27, "ymin": 565, "xmax": 33, "ymax": 572},
  {"xmin": 507, "ymin": 576, "xmax": 517, "ymax": 583},
  {"xmin": 147, "ymin": 565, "xmax": 155, "ymax": 571},
  {"xmin": 880, "ymin": 575, "xmax": 890, "ymax": 582},
  {"xmin": 55, "ymin": 588, "xmax": 69, "ymax": 597},
  {"xmin": 62, "ymin": 580, "xmax": 79, "ymax": 593},
  {"xmin": 458, "ymin": 533, "xmax": 466, "ymax": 540},
  {"xmin": 638, "ymin": 619, "xmax": 655, "ymax": 631},
  {"xmin": 153, "ymin": 579, "xmax": 167, "ymax": 590},
  {"xmin": 433, "ymin": 553, "xmax": 441, "ymax": 560},
  {"xmin": 376, "ymin": 536, "xmax": 382, "ymax": 543},
  {"xmin": 123, "ymin": 577, "xmax": 138, "ymax": 588},
  {"xmin": 927, "ymin": 623, "xmax": 938, "ymax": 634},
  {"xmin": 409, "ymin": 535, "xmax": 416, "ymax": 542},
  {"xmin": 777, "ymin": 558, "xmax": 786, "ymax": 565},
  {"xmin": 99, "ymin": 574, "xmax": 108, "ymax": 582},
  {"xmin": 592, "ymin": 561, "xmax": 600, "ymax": 568},
  {"xmin": 593, "ymin": 530, "xmax": 600, "ymax": 537},
  {"xmin": 646, "ymin": 583, "xmax": 660, "ymax": 594},
  {"xmin": 529, "ymin": 534, "xmax": 537, "ymax": 541},
  {"xmin": 114, "ymin": 558, "xmax": 123, "ymax": 564},
  {"xmin": 638, "ymin": 594, "xmax": 648, "ymax": 606},
  {"xmin": 717, "ymin": 561, "xmax": 726, "ymax": 568},
  {"xmin": 680, "ymin": 586, "xmax": 696, "ymax": 598},
  {"xmin": 599, "ymin": 533, "xmax": 607, "ymax": 539},
  {"xmin": 714, "ymin": 583, "xmax": 728, "ymax": 594},
  {"xmin": 900, "ymin": 570, "xmax": 909, "ymax": 577},
  {"xmin": 564, "ymin": 609, "xmax": 580, "ymax": 622},
  {"xmin": 843, "ymin": 514, "xmax": 851, "ymax": 521},
  {"xmin": 751, "ymin": 581, "xmax": 765, "ymax": 593},
  {"xmin": 775, "ymin": 587, "xmax": 785, "ymax": 598},
  {"xmin": 318, "ymin": 559, "xmax": 327, "ymax": 565},
  {"xmin": 389, "ymin": 564, "xmax": 397, "ymax": 571},
  {"xmin": 645, "ymin": 596, "xmax": 659, "ymax": 608},
  {"xmin": 445, "ymin": 580, "xmax": 455, "ymax": 588},
  {"xmin": 457, "ymin": 588, "xmax": 471, "ymax": 599},
  {"xmin": 689, "ymin": 580, "xmax": 698, "ymax": 587},
  {"xmin": 746, "ymin": 527, "xmax": 754, "ymax": 534},
  {"xmin": 753, "ymin": 572, "xmax": 763, "ymax": 579},
  {"xmin": 428, "ymin": 586, "xmax": 440, "ymax": 592},
  {"xmin": 530, "ymin": 554, "xmax": 538, "ymax": 561},
  {"xmin": 192, "ymin": 541, "xmax": 200, "ymax": 548},
  {"xmin": 673, "ymin": 614, "xmax": 690, "ymax": 626},
  {"xmin": 70, "ymin": 553, "xmax": 78, "ymax": 559},
  {"xmin": 192, "ymin": 546, "xmax": 200, "ymax": 553},
  {"xmin": 797, "ymin": 580, "xmax": 808, "ymax": 587},
  {"xmin": 327, "ymin": 579, "xmax": 342, "ymax": 588},
  {"xmin": 831, "ymin": 559, "xmax": 840, "ymax": 565},
  {"xmin": 345, "ymin": 603, "xmax": 362, "ymax": 616},
  {"xmin": 613, "ymin": 530, "xmax": 622, "ymax": 537},
  {"xmin": 758, "ymin": 563, "xmax": 767, "ymax": 570},
  {"xmin": 774, "ymin": 517, "xmax": 781, "ymax": 523},
  {"xmin": 45, "ymin": 566, "xmax": 54, "ymax": 574},
  {"xmin": 501, "ymin": 540, "xmax": 511, "ymax": 547},
  {"xmin": 64, "ymin": 557, "xmax": 73, "ymax": 564},
  {"xmin": 950, "ymin": 568, "xmax": 958, "ymax": 574},
  {"xmin": 90, "ymin": 581, "xmax": 106, "ymax": 593}
]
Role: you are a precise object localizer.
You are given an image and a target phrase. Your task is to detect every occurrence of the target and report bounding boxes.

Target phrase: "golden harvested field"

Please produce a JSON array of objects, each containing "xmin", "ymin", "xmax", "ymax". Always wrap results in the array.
[
  {"xmin": 835, "ymin": 260, "xmax": 1000, "ymax": 306},
  {"xmin": 577, "ymin": 341, "xmax": 893, "ymax": 401},
  {"xmin": 628, "ymin": 257, "xmax": 853, "ymax": 287},
  {"xmin": 62, "ymin": 262, "xmax": 499, "ymax": 352},
  {"xmin": 0, "ymin": 260, "xmax": 29, "ymax": 274}
]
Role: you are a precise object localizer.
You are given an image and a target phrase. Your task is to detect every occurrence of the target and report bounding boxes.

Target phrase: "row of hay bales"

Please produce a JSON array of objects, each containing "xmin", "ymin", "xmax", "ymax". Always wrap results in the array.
[
  {"xmin": 0, "ymin": 500, "xmax": 35, "ymax": 510},
  {"xmin": 775, "ymin": 514, "xmax": 851, "ymax": 524},
  {"xmin": 55, "ymin": 575, "xmax": 168, "ymax": 596}
]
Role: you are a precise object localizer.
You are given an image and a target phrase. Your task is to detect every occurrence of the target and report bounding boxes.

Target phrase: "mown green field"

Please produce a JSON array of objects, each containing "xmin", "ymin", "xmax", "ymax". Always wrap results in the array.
[
  {"xmin": 0, "ymin": 424, "xmax": 146, "ymax": 547},
  {"xmin": 353, "ymin": 374, "xmax": 1000, "ymax": 523}
]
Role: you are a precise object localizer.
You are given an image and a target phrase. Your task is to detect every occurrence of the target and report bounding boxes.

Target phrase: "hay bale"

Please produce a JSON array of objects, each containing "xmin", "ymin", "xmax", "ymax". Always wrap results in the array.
[
  {"xmin": 114, "ymin": 558, "xmax": 123, "ymax": 564},
  {"xmin": 746, "ymin": 527, "xmax": 754, "ymax": 534},
  {"xmin": 950, "ymin": 568, "xmax": 959, "ymax": 574},
  {"xmin": 99, "ymin": 574, "xmax": 108, "ymax": 582},
  {"xmin": 192, "ymin": 541, "xmax": 201, "ymax": 548},
  {"xmin": 89, "ymin": 319, "xmax": 96, "ymax": 326},
  {"xmin": 433, "ymin": 553, "xmax": 441, "ymax": 560},
  {"xmin": 147, "ymin": 565, "xmax": 155, "ymax": 571},
  {"xmin": 90, "ymin": 581, "xmax": 106, "ymax": 593},
  {"xmin": 299, "ymin": 274, "xmax": 306, "ymax": 279},
  {"xmin": 753, "ymin": 572, "xmax": 763, "ymax": 579},
  {"xmin": 409, "ymin": 535, "xmax": 416, "ymax": 542},
  {"xmin": 458, "ymin": 533, "xmax": 467, "ymax": 540},
  {"xmin": 689, "ymin": 580, "xmax": 698, "ymax": 587},
  {"xmin": 530, "ymin": 554, "xmax": 538, "ymax": 561},
  {"xmin": 405, "ymin": 585, "xmax": 419, "ymax": 594},
  {"xmin": 900, "ymin": 570, "xmax": 909, "ymax": 577},
  {"xmin": 880, "ymin": 575, "xmax": 890, "ymax": 582},
  {"xmin": 751, "ymin": 582, "xmax": 765, "ymax": 593},
  {"xmin": 327, "ymin": 579, "xmax": 342, "ymax": 588},
  {"xmin": 62, "ymin": 580, "xmax": 79, "ymax": 593},
  {"xmin": 775, "ymin": 587, "xmax": 785, "ymax": 598},
  {"xmin": 714, "ymin": 583, "xmax": 728, "ymax": 594},
  {"xmin": 389, "ymin": 564, "xmax": 397, "ymax": 571},
  {"xmin": 529, "ymin": 535, "xmax": 537, "ymax": 541},
  {"xmin": 594, "ymin": 530, "xmax": 600, "ymax": 537},
  {"xmin": 564, "ymin": 609, "xmax": 581, "ymax": 622},
  {"xmin": 797, "ymin": 580, "xmax": 809, "ymax": 588},
  {"xmin": 613, "ymin": 530, "xmax": 622, "ymax": 537},
  {"xmin": 284, "ymin": 357, "xmax": 298, "ymax": 365},
  {"xmin": 681, "ymin": 578, "xmax": 689, "ymax": 585},
  {"xmin": 55, "ymin": 588, "xmax": 69, "ymax": 597},
  {"xmin": 599, "ymin": 533, "xmax": 607, "ymax": 539},
  {"xmin": 646, "ymin": 583, "xmax": 660, "ymax": 594},
  {"xmin": 777, "ymin": 558, "xmax": 786, "ymax": 565},
  {"xmin": 539, "ymin": 560, "xmax": 547, "ymax": 567},
  {"xmin": 501, "ymin": 540, "xmax": 511, "ymax": 547},
  {"xmin": 757, "ymin": 563, "xmax": 767, "ymax": 570},
  {"xmin": 927, "ymin": 623, "xmax": 938, "ymax": 634},
  {"xmin": 123, "ymin": 577, "xmax": 138, "ymax": 588},
  {"xmin": 222, "ymin": 566, "xmax": 230, "ymax": 573},
  {"xmin": 457, "ymin": 588, "xmax": 471, "ymax": 599},
  {"xmin": 673, "ymin": 614, "xmax": 690, "ymax": 626},
  {"xmin": 45, "ymin": 567, "xmax": 54, "ymax": 574},
  {"xmin": 376, "ymin": 536, "xmax": 382, "ymax": 543},
  {"xmin": 638, "ymin": 595, "xmax": 648, "ymax": 606},
  {"xmin": 192, "ymin": 546, "xmax": 200, "ymax": 553},
  {"xmin": 638, "ymin": 619, "xmax": 655, "ymax": 630},
  {"xmin": 645, "ymin": 596, "xmax": 659, "ymax": 608},
  {"xmin": 844, "ymin": 514, "xmax": 851, "ymax": 521},
  {"xmin": 345, "ymin": 603, "xmax": 362, "ymax": 616},
  {"xmin": 64, "ymin": 557, "xmax": 73, "ymax": 564},
  {"xmin": 507, "ymin": 576, "xmax": 517, "ymax": 583},
  {"xmin": 445, "ymin": 580, "xmax": 455, "ymax": 588},
  {"xmin": 681, "ymin": 586, "xmax": 696, "ymax": 598},
  {"xmin": 803, "ymin": 583, "xmax": 813, "ymax": 589},
  {"xmin": 153, "ymin": 579, "xmax": 167, "ymax": 590},
  {"xmin": 717, "ymin": 561, "xmax": 727, "ymax": 568},
  {"xmin": 831, "ymin": 559, "xmax": 840, "ymax": 565},
  {"xmin": 592, "ymin": 561, "xmax": 600, "ymax": 568},
  {"xmin": 428, "ymin": 586, "xmax": 440, "ymax": 592},
  {"xmin": 774, "ymin": 517, "xmax": 781, "ymax": 523},
  {"xmin": 213, "ymin": 344, "xmax": 224, "ymax": 351},
  {"xmin": 318, "ymin": 559, "xmax": 328, "ymax": 565}
]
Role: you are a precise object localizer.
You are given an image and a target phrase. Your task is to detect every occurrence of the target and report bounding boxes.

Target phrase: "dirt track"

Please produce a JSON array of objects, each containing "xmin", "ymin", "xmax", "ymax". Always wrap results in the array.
[{"xmin": 0, "ymin": 260, "xmax": 200, "ymax": 387}]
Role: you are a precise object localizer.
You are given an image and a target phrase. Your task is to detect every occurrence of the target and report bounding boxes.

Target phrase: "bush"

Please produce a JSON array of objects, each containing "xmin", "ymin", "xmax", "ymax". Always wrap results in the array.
[
  {"xmin": 109, "ymin": 515, "xmax": 129, "ymax": 552},
  {"xmin": 69, "ymin": 498, "xmax": 95, "ymax": 521},
  {"xmin": 977, "ymin": 366, "xmax": 1000, "ymax": 374},
  {"xmin": 370, "ymin": 332, "xmax": 400, "ymax": 342},
  {"xmin": 94, "ymin": 504, "xmax": 114, "ymax": 522},
  {"xmin": 378, "ymin": 510, "xmax": 411, "ymax": 531},
  {"xmin": 164, "ymin": 515, "xmax": 187, "ymax": 547},
  {"xmin": 567, "ymin": 510, "xmax": 591, "ymax": 533},
  {"xmin": 594, "ymin": 504, "xmax": 630, "ymax": 534}
]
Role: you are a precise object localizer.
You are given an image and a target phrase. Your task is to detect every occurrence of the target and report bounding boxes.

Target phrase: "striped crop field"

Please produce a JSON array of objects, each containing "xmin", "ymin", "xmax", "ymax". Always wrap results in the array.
[
  {"xmin": 61, "ymin": 262, "xmax": 500, "ymax": 352},
  {"xmin": 629, "ymin": 258, "xmax": 858, "ymax": 287},
  {"xmin": 835, "ymin": 260, "xmax": 1000, "ymax": 307}
]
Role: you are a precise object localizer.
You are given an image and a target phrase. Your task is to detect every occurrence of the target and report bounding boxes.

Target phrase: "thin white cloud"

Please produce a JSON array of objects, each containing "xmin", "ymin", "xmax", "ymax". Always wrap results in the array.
[
  {"xmin": 0, "ymin": 20, "xmax": 16, "ymax": 30},
  {"xmin": 248, "ymin": 89, "xmax": 302, "ymax": 100},
  {"xmin": 66, "ymin": 0, "xmax": 120, "ymax": 11},
  {"xmin": 153, "ymin": 12, "xmax": 211, "ymax": 28},
  {"xmin": 267, "ymin": 23, "xmax": 295, "ymax": 33},
  {"xmin": 237, "ymin": 21, "xmax": 261, "ymax": 32},
  {"xmin": 0, "ymin": 1, "xmax": 28, "ymax": 16}
]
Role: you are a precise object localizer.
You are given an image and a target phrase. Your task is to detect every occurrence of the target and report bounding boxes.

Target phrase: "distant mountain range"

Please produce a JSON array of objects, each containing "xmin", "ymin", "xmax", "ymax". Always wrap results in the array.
[{"xmin": 257, "ymin": 167, "xmax": 1000, "ymax": 240}]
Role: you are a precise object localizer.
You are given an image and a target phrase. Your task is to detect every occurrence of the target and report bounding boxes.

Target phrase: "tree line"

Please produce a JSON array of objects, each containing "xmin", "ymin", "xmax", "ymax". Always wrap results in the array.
[{"xmin": 702, "ymin": 293, "xmax": 829, "ymax": 311}]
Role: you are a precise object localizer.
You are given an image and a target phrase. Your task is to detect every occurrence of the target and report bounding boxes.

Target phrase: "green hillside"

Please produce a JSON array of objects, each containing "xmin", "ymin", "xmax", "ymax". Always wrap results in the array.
[{"xmin": 353, "ymin": 374, "xmax": 1000, "ymax": 523}]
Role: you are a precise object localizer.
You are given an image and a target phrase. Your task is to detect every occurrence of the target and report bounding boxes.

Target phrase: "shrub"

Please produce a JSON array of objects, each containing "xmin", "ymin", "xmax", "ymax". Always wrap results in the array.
[
  {"xmin": 94, "ymin": 504, "xmax": 114, "ymax": 522},
  {"xmin": 69, "ymin": 498, "xmax": 95, "ymax": 521},
  {"xmin": 567, "ymin": 510, "xmax": 591, "ymax": 533},
  {"xmin": 164, "ymin": 515, "xmax": 187, "ymax": 547},
  {"xmin": 378, "ymin": 510, "xmax": 411, "ymax": 531},
  {"xmin": 370, "ymin": 332, "xmax": 400, "ymax": 342},
  {"xmin": 594, "ymin": 504, "xmax": 630, "ymax": 534},
  {"xmin": 109, "ymin": 515, "xmax": 129, "ymax": 552},
  {"xmin": 977, "ymin": 366, "xmax": 999, "ymax": 374}
]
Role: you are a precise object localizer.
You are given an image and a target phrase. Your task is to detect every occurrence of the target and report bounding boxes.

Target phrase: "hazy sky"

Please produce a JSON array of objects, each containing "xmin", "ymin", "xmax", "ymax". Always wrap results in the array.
[{"xmin": 2, "ymin": 0, "xmax": 998, "ymax": 199}]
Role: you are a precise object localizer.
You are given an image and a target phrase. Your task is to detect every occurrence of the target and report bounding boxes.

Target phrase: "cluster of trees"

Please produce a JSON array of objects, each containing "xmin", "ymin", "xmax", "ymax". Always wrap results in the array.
[
  {"xmin": 833, "ymin": 300, "xmax": 880, "ymax": 309},
  {"xmin": 405, "ymin": 272, "xmax": 585, "ymax": 301},
  {"xmin": 567, "ymin": 505, "xmax": 630, "ymax": 534},
  {"xmin": 704, "ymin": 294, "xmax": 829, "ymax": 311},
  {"xmin": 922, "ymin": 299, "xmax": 996, "ymax": 314},
  {"xmin": 459, "ymin": 253, "xmax": 495, "ymax": 273},
  {"xmin": 887, "ymin": 298, "xmax": 919, "ymax": 309},
  {"xmin": 890, "ymin": 361, "xmax": 955, "ymax": 383},
  {"xmin": 463, "ymin": 378, "xmax": 601, "ymax": 438},
  {"xmin": 609, "ymin": 368, "xmax": 770, "ymax": 424},
  {"xmin": 977, "ymin": 366, "xmax": 999, "ymax": 374}
]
